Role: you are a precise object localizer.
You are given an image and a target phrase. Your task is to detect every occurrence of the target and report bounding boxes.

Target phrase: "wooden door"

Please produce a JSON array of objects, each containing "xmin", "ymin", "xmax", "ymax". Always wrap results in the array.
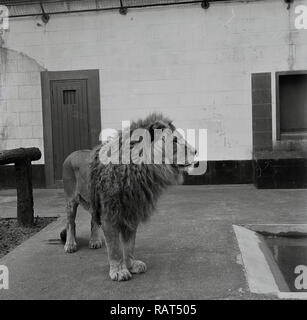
[
  {"xmin": 50, "ymin": 79, "xmax": 90, "ymax": 182},
  {"xmin": 41, "ymin": 70, "xmax": 101, "ymax": 188}
]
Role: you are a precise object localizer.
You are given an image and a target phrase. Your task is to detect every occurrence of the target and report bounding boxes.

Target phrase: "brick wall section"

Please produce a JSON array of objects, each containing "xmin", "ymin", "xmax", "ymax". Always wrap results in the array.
[
  {"xmin": 0, "ymin": 48, "xmax": 45, "ymax": 163},
  {"xmin": 252, "ymin": 73, "xmax": 273, "ymax": 152}
]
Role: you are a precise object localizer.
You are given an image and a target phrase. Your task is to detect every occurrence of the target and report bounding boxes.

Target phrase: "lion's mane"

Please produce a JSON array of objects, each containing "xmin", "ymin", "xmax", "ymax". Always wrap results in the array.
[{"xmin": 90, "ymin": 113, "xmax": 182, "ymax": 236}]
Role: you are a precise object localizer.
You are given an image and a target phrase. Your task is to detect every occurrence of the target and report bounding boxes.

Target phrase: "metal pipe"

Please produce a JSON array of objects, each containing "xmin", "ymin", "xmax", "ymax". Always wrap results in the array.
[{"xmin": 8, "ymin": 0, "xmax": 209, "ymax": 18}]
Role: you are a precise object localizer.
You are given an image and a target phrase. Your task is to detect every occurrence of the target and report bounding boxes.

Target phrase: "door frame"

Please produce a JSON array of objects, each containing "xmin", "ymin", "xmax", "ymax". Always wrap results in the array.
[
  {"xmin": 275, "ymin": 70, "xmax": 307, "ymax": 140},
  {"xmin": 41, "ymin": 70, "xmax": 101, "ymax": 188}
]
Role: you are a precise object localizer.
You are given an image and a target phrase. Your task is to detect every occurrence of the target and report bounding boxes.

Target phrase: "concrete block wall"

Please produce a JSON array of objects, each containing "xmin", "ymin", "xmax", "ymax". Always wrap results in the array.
[{"xmin": 0, "ymin": 0, "xmax": 307, "ymax": 162}]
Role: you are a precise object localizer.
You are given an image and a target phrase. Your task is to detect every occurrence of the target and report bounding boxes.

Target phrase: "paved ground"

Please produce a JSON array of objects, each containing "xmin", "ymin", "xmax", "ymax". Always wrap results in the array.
[
  {"xmin": 0, "ymin": 185, "xmax": 306, "ymax": 300},
  {"xmin": 0, "ymin": 189, "xmax": 64, "ymax": 218}
]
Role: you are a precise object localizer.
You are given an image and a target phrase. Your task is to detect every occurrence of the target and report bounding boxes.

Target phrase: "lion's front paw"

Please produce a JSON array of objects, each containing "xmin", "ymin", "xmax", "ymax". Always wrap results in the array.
[
  {"xmin": 129, "ymin": 260, "xmax": 147, "ymax": 274},
  {"xmin": 89, "ymin": 239, "xmax": 103, "ymax": 249},
  {"xmin": 64, "ymin": 241, "xmax": 77, "ymax": 253},
  {"xmin": 109, "ymin": 265, "xmax": 132, "ymax": 281}
]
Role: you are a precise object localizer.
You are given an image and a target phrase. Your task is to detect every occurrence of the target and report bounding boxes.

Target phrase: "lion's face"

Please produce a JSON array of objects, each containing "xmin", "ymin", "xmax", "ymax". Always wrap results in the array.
[
  {"xmin": 172, "ymin": 129, "xmax": 197, "ymax": 170},
  {"xmin": 149, "ymin": 120, "xmax": 197, "ymax": 171}
]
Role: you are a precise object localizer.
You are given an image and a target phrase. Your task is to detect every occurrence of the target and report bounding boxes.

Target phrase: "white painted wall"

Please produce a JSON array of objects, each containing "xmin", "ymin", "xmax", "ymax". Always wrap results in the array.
[{"xmin": 0, "ymin": 0, "xmax": 307, "ymax": 162}]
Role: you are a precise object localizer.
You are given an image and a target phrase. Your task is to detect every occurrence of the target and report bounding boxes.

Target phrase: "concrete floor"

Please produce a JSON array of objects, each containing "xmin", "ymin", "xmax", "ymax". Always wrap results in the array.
[{"xmin": 0, "ymin": 185, "xmax": 306, "ymax": 300}]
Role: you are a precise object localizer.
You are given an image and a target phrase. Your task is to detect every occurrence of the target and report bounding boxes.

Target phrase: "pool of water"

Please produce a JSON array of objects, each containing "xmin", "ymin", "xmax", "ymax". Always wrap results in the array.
[{"xmin": 265, "ymin": 236, "xmax": 307, "ymax": 292}]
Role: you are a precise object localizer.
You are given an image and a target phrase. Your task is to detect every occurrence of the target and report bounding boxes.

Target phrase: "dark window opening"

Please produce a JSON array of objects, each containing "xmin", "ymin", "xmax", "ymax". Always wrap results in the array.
[
  {"xmin": 63, "ymin": 89, "xmax": 76, "ymax": 105},
  {"xmin": 278, "ymin": 74, "xmax": 307, "ymax": 139}
]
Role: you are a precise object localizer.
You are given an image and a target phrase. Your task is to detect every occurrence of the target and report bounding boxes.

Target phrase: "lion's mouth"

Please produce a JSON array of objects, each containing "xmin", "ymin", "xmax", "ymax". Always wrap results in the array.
[
  {"xmin": 178, "ymin": 161, "xmax": 199, "ymax": 171},
  {"xmin": 178, "ymin": 163, "xmax": 191, "ymax": 168}
]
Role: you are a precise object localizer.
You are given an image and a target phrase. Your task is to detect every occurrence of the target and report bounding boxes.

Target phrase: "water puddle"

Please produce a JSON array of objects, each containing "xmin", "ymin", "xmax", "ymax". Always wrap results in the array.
[{"xmin": 265, "ymin": 236, "xmax": 307, "ymax": 292}]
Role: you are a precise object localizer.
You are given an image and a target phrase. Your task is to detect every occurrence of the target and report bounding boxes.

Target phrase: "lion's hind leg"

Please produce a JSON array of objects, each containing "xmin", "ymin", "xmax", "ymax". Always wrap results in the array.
[{"xmin": 102, "ymin": 221, "xmax": 132, "ymax": 281}]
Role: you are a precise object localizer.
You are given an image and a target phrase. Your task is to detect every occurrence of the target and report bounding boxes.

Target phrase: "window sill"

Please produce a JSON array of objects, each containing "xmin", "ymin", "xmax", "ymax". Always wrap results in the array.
[{"xmin": 280, "ymin": 132, "xmax": 307, "ymax": 140}]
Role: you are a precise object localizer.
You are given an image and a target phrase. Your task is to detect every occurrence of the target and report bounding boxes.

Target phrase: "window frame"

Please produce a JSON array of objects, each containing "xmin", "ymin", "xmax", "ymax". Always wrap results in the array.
[{"xmin": 276, "ymin": 70, "xmax": 307, "ymax": 140}]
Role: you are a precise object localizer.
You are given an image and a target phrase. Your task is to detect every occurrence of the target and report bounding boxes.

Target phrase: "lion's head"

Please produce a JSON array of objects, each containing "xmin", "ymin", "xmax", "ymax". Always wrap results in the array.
[{"xmin": 99, "ymin": 113, "xmax": 198, "ymax": 173}]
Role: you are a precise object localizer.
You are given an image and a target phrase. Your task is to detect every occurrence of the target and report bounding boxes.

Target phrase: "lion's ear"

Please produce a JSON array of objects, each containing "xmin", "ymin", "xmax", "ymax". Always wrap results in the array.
[
  {"xmin": 168, "ymin": 121, "xmax": 176, "ymax": 131},
  {"xmin": 149, "ymin": 121, "xmax": 168, "ymax": 141}
]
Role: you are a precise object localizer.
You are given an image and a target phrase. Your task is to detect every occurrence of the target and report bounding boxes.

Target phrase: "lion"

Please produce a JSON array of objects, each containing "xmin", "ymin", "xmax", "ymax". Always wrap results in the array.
[{"xmin": 60, "ymin": 113, "xmax": 197, "ymax": 281}]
